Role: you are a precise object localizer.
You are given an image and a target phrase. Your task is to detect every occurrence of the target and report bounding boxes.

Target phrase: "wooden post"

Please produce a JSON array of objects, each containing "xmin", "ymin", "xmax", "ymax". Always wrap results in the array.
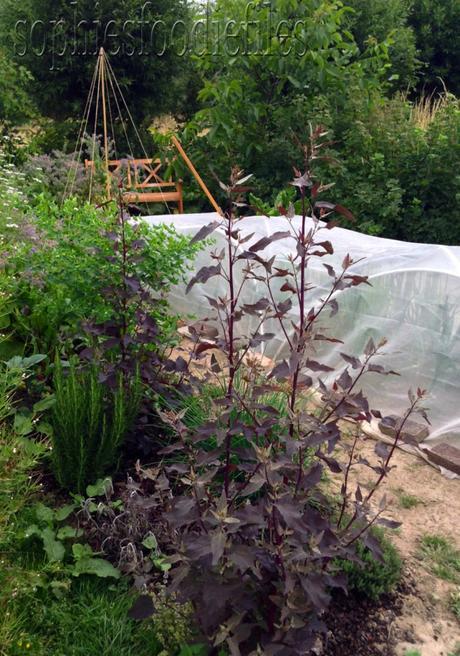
[
  {"xmin": 171, "ymin": 135, "xmax": 223, "ymax": 215},
  {"xmin": 99, "ymin": 47, "xmax": 111, "ymax": 201}
]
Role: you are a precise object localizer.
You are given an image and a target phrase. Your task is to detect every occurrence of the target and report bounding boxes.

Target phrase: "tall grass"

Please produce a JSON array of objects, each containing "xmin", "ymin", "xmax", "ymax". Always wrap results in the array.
[
  {"xmin": 410, "ymin": 90, "xmax": 449, "ymax": 130},
  {"xmin": 51, "ymin": 358, "xmax": 141, "ymax": 493}
]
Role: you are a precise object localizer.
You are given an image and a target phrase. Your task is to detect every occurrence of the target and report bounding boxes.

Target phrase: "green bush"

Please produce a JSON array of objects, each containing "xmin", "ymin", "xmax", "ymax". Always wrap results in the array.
[
  {"xmin": 343, "ymin": 0, "xmax": 419, "ymax": 91},
  {"xmin": 2, "ymin": 192, "xmax": 199, "ymax": 355},
  {"xmin": 176, "ymin": 0, "xmax": 390, "ymax": 205},
  {"xmin": 328, "ymin": 93, "xmax": 460, "ymax": 244},
  {"xmin": 50, "ymin": 358, "xmax": 141, "ymax": 493},
  {"xmin": 410, "ymin": 0, "xmax": 460, "ymax": 96},
  {"xmin": 336, "ymin": 527, "xmax": 402, "ymax": 600}
]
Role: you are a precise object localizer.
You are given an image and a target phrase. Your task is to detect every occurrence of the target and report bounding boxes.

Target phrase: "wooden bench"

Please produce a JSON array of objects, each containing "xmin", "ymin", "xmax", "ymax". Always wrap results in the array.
[{"xmin": 85, "ymin": 157, "xmax": 183, "ymax": 212}]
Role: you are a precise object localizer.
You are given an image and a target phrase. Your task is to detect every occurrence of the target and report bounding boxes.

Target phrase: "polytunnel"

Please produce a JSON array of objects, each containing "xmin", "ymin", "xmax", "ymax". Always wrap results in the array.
[{"xmin": 144, "ymin": 212, "xmax": 460, "ymax": 476}]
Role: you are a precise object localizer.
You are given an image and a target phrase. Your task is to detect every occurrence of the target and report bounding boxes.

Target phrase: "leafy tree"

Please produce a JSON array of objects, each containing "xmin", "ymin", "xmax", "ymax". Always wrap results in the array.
[
  {"xmin": 409, "ymin": 0, "xmax": 460, "ymax": 95},
  {"xmin": 0, "ymin": 0, "xmax": 192, "ymax": 125},
  {"xmin": 343, "ymin": 0, "xmax": 419, "ymax": 90},
  {"xmin": 0, "ymin": 49, "xmax": 34, "ymax": 123},
  {"xmin": 177, "ymin": 0, "xmax": 390, "ymax": 199}
]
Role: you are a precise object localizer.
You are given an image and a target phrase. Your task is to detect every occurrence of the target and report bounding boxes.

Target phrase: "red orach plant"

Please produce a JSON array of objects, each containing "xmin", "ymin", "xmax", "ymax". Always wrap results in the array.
[{"xmin": 131, "ymin": 127, "xmax": 427, "ymax": 655}]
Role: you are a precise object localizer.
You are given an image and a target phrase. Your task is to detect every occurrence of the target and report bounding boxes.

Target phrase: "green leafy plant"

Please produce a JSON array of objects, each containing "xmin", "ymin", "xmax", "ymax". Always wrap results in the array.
[
  {"xmin": 323, "ymin": 92, "xmax": 460, "ymax": 244},
  {"xmin": 418, "ymin": 534, "xmax": 460, "ymax": 583},
  {"xmin": 23, "ymin": 501, "xmax": 120, "ymax": 579},
  {"xmin": 2, "ymin": 193, "xmax": 199, "ymax": 355},
  {"xmin": 334, "ymin": 526, "xmax": 402, "ymax": 599},
  {"xmin": 50, "ymin": 357, "xmax": 141, "ymax": 493}
]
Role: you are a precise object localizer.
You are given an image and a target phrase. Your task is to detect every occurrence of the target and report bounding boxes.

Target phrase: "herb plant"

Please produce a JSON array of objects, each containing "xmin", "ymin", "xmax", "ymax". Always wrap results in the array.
[
  {"xmin": 50, "ymin": 357, "xmax": 141, "ymax": 493},
  {"xmin": 131, "ymin": 128, "xmax": 428, "ymax": 654}
]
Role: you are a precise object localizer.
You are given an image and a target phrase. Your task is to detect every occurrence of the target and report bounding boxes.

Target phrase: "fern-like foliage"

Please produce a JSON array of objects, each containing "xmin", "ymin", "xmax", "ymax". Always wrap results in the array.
[{"xmin": 51, "ymin": 357, "xmax": 141, "ymax": 493}]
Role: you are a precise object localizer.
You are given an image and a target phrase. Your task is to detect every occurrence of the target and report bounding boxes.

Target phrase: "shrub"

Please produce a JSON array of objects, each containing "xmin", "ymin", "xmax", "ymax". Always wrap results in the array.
[
  {"xmin": 335, "ymin": 526, "xmax": 402, "ymax": 599},
  {"xmin": 410, "ymin": 0, "xmax": 460, "ymax": 96},
  {"xmin": 328, "ymin": 93, "xmax": 460, "ymax": 244},
  {"xmin": 50, "ymin": 358, "xmax": 141, "ymax": 493},
  {"xmin": 2, "ymin": 192, "xmax": 199, "ymax": 355},
  {"xmin": 176, "ymin": 0, "xmax": 390, "ymax": 206},
  {"xmin": 343, "ymin": 0, "xmax": 419, "ymax": 91}
]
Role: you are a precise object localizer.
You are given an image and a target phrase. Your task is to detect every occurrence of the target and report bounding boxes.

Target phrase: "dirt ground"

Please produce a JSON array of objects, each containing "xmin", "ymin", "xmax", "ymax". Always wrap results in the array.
[{"xmin": 334, "ymin": 435, "xmax": 460, "ymax": 656}]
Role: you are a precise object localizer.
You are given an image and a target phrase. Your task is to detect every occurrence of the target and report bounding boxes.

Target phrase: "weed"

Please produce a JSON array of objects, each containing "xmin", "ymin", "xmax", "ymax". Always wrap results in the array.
[
  {"xmin": 450, "ymin": 588, "xmax": 460, "ymax": 620},
  {"xmin": 418, "ymin": 534, "xmax": 460, "ymax": 583},
  {"xmin": 394, "ymin": 488, "xmax": 422, "ymax": 509}
]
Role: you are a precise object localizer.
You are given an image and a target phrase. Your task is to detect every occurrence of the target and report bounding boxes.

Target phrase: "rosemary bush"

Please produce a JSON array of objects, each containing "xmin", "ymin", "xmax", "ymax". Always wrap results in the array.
[{"xmin": 51, "ymin": 358, "xmax": 141, "ymax": 493}]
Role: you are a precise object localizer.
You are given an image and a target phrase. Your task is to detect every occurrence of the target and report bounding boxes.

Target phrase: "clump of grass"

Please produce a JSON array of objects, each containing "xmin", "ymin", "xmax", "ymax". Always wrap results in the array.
[
  {"xmin": 394, "ymin": 488, "xmax": 422, "ymax": 510},
  {"xmin": 409, "ymin": 90, "xmax": 449, "ymax": 130},
  {"xmin": 334, "ymin": 526, "xmax": 402, "ymax": 600},
  {"xmin": 418, "ymin": 534, "xmax": 460, "ymax": 583},
  {"xmin": 4, "ymin": 579, "xmax": 162, "ymax": 656},
  {"xmin": 450, "ymin": 588, "xmax": 460, "ymax": 620}
]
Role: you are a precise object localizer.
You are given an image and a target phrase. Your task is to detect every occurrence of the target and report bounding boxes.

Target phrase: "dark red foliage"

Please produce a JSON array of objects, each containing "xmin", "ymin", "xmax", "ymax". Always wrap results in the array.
[{"xmin": 130, "ymin": 131, "xmax": 427, "ymax": 655}]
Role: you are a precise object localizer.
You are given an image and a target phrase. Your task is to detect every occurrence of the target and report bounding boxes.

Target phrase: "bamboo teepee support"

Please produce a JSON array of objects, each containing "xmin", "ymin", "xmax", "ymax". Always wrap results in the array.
[
  {"xmin": 79, "ymin": 48, "xmax": 219, "ymax": 214},
  {"xmin": 171, "ymin": 135, "xmax": 223, "ymax": 215},
  {"xmin": 99, "ymin": 47, "xmax": 111, "ymax": 201}
]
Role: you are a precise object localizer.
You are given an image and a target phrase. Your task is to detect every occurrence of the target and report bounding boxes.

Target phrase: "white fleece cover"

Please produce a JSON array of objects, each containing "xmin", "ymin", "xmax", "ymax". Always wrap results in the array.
[{"xmin": 144, "ymin": 212, "xmax": 460, "ymax": 466}]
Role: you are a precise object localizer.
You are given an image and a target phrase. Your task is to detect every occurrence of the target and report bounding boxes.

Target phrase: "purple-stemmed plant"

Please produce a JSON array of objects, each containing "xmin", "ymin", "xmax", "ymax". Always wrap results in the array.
[{"xmin": 131, "ymin": 131, "xmax": 427, "ymax": 654}]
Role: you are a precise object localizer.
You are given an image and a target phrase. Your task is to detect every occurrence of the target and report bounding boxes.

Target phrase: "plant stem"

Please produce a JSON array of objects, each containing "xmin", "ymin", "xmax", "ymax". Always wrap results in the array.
[{"xmin": 224, "ymin": 206, "xmax": 237, "ymax": 496}]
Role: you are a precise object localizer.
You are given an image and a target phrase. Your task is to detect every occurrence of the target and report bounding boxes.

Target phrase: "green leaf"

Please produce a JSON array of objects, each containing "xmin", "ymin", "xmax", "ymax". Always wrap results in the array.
[
  {"xmin": 33, "ymin": 395, "xmax": 56, "ymax": 413},
  {"xmin": 24, "ymin": 524, "xmax": 41, "ymax": 539},
  {"xmin": 5, "ymin": 355, "xmax": 24, "ymax": 369},
  {"xmin": 35, "ymin": 421, "xmax": 53, "ymax": 436},
  {"xmin": 142, "ymin": 533, "xmax": 158, "ymax": 551},
  {"xmin": 72, "ymin": 543, "xmax": 94, "ymax": 560},
  {"xmin": 86, "ymin": 477, "xmax": 112, "ymax": 498},
  {"xmin": 55, "ymin": 504, "xmax": 77, "ymax": 522},
  {"xmin": 41, "ymin": 528, "xmax": 65, "ymax": 563},
  {"xmin": 35, "ymin": 503, "xmax": 55, "ymax": 525},
  {"xmin": 22, "ymin": 354, "xmax": 47, "ymax": 368},
  {"xmin": 57, "ymin": 526, "xmax": 83, "ymax": 540},
  {"xmin": 152, "ymin": 556, "xmax": 171, "ymax": 572},
  {"xmin": 13, "ymin": 413, "xmax": 33, "ymax": 436},
  {"xmin": 72, "ymin": 558, "xmax": 120, "ymax": 579}
]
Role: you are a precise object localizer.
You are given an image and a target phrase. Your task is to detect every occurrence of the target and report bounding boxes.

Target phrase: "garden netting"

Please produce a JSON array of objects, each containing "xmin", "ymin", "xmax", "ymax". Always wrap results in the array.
[{"xmin": 144, "ymin": 213, "xmax": 460, "ymax": 473}]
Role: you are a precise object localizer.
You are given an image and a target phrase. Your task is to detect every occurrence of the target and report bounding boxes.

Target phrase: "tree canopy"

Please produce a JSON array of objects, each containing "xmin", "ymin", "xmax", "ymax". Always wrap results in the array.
[{"xmin": 0, "ymin": 0, "xmax": 192, "ymax": 123}]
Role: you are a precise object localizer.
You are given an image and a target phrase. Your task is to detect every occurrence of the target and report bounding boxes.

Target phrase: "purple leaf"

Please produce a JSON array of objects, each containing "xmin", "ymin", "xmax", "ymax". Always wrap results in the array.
[{"xmin": 190, "ymin": 221, "xmax": 221, "ymax": 245}]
